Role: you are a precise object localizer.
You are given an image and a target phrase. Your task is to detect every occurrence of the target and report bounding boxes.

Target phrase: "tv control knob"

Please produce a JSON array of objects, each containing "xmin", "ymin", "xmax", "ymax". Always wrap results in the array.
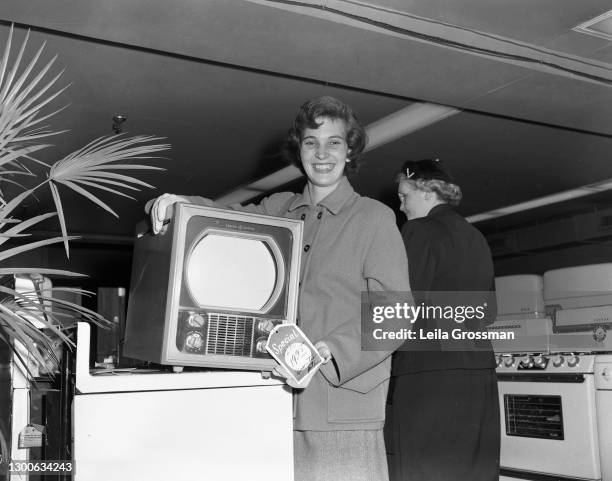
[
  {"xmin": 503, "ymin": 356, "xmax": 515, "ymax": 368},
  {"xmin": 257, "ymin": 319, "xmax": 275, "ymax": 334},
  {"xmin": 552, "ymin": 355, "xmax": 564, "ymax": 367},
  {"xmin": 187, "ymin": 312, "xmax": 206, "ymax": 328},
  {"xmin": 255, "ymin": 338, "xmax": 268, "ymax": 354},
  {"xmin": 533, "ymin": 355, "xmax": 546, "ymax": 367},
  {"xmin": 184, "ymin": 331, "xmax": 205, "ymax": 352},
  {"xmin": 567, "ymin": 355, "xmax": 580, "ymax": 368}
]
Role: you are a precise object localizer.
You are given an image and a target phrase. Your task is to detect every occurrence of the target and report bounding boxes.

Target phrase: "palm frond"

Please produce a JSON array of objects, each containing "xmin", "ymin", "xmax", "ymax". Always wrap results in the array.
[
  {"xmin": 0, "ymin": 285, "xmax": 79, "ymax": 342},
  {"xmin": 0, "ymin": 268, "xmax": 85, "ymax": 277},
  {"xmin": 0, "ymin": 184, "xmax": 45, "ymax": 221},
  {"xmin": 0, "ymin": 212, "xmax": 56, "ymax": 247},
  {"xmin": 66, "ymin": 178, "xmax": 137, "ymax": 200},
  {"xmin": 0, "ymin": 169, "xmax": 36, "ymax": 176},
  {"xmin": 47, "ymin": 134, "xmax": 168, "ymax": 255},
  {"xmin": 0, "ymin": 304, "xmax": 52, "ymax": 367},
  {"xmin": 0, "ymin": 234, "xmax": 78, "ymax": 262},
  {"xmin": 0, "ymin": 144, "xmax": 50, "ymax": 169},
  {"xmin": 0, "ymin": 27, "xmax": 64, "ymax": 168},
  {"xmin": 0, "ymin": 25, "xmax": 169, "ymax": 376},
  {"xmin": 55, "ymin": 179, "xmax": 120, "ymax": 217}
]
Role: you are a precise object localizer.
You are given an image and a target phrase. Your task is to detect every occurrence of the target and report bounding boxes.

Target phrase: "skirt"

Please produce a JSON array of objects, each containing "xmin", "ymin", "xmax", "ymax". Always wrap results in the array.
[
  {"xmin": 386, "ymin": 368, "xmax": 500, "ymax": 481},
  {"xmin": 294, "ymin": 429, "xmax": 388, "ymax": 481}
]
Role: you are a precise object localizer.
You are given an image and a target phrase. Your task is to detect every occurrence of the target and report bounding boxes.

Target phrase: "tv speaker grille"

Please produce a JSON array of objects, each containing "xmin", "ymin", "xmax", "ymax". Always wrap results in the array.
[{"xmin": 206, "ymin": 314, "xmax": 255, "ymax": 356}]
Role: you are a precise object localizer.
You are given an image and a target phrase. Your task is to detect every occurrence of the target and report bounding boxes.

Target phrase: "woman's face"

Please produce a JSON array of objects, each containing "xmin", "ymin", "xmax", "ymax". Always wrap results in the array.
[
  {"xmin": 300, "ymin": 116, "xmax": 350, "ymax": 191},
  {"xmin": 398, "ymin": 180, "xmax": 429, "ymax": 220}
]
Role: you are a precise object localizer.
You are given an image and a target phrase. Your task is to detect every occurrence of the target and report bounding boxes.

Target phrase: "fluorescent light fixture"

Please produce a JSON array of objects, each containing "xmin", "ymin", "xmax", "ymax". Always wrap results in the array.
[
  {"xmin": 215, "ymin": 166, "xmax": 303, "ymax": 206},
  {"xmin": 215, "ymin": 102, "xmax": 459, "ymax": 205},
  {"xmin": 467, "ymin": 178, "xmax": 612, "ymax": 224},
  {"xmin": 573, "ymin": 10, "xmax": 612, "ymax": 41}
]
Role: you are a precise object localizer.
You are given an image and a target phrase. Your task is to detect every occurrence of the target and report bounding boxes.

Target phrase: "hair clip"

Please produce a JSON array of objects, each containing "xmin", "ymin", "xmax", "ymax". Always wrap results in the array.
[{"xmin": 405, "ymin": 168, "xmax": 415, "ymax": 179}]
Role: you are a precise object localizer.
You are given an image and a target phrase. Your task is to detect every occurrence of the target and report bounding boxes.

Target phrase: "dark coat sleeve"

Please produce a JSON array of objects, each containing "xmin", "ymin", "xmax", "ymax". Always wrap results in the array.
[{"xmin": 401, "ymin": 219, "xmax": 444, "ymax": 294}]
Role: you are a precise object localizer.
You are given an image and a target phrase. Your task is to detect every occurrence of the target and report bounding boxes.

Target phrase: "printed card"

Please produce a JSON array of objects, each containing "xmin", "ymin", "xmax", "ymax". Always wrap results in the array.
[{"xmin": 266, "ymin": 324, "xmax": 323, "ymax": 385}]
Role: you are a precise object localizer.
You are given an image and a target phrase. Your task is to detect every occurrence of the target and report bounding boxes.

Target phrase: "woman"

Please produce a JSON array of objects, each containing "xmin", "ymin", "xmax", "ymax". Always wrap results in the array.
[
  {"xmin": 387, "ymin": 159, "xmax": 500, "ymax": 481},
  {"xmin": 147, "ymin": 96, "xmax": 411, "ymax": 481}
]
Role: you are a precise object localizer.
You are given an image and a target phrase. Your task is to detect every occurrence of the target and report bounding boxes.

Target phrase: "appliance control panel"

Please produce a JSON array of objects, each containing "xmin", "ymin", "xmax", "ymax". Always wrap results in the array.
[
  {"xmin": 496, "ymin": 353, "xmax": 595, "ymax": 374},
  {"xmin": 176, "ymin": 310, "xmax": 284, "ymax": 358}
]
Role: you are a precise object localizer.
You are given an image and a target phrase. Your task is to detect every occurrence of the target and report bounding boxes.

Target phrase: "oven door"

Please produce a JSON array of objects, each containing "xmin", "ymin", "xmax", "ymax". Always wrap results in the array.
[{"xmin": 497, "ymin": 373, "xmax": 600, "ymax": 480}]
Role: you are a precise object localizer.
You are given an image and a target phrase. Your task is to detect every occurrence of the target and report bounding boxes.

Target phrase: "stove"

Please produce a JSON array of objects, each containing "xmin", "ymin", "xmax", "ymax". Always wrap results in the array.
[{"xmin": 496, "ymin": 353, "xmax": 602, "ymax": 480}]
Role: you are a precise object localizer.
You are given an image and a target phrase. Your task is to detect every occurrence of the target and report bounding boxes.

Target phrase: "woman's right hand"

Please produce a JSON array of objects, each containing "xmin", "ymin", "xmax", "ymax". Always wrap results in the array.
[{"xmin": 144, "ymin": 193, "xmax": 189, "ymax": 234}]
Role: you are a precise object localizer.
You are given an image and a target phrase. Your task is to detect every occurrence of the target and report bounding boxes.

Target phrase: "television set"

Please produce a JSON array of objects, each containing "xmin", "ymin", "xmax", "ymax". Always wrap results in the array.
[{"xmin": 123, "ymin": 204, "xmax": 303, "ymax": 370}]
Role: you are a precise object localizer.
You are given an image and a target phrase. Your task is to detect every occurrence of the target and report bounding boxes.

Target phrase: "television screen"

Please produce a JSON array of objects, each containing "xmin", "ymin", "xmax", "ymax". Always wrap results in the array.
[{"xmin": 185, "ymin": 234, "xmax": 281, "ymax": 311}]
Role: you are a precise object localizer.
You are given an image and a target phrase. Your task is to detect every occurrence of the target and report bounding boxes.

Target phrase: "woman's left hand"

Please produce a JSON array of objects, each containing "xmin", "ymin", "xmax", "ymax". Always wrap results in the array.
[
  {"xmin": 315, "ymin": 341, "xmax": 332, "ymax": 364},
  {"xmin": 272, "ymin": 342, "xmax": 333, "ymax": 388}
]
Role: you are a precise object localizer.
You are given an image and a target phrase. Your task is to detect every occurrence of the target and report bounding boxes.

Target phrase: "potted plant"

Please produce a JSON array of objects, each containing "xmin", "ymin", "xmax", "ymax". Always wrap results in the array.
[{"xmin": 0, "ymin": 24, "xmax": 169, "ymax": 380}]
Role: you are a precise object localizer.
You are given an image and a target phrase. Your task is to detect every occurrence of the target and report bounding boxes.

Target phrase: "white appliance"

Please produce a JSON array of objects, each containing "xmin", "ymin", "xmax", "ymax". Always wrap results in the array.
[
  {"xmin": 544, "ymin": 264, "xmax": 612, "ymax": 353},
  {"xmin": 6, "ymin": 351, "xmax": 32, "ymax": 481},
  {"xmin": 497, "ymin": 353, "xmax": 602, "ymax": 480},
  {"xmin": 73, "ymin": 322, "xmax": 294, "ymax": 481},
  {"xmin": 596, "ymin": 355, "xmax": 612, "ymax": 480},
  {"xmin": 490, "ymin": 275, "xmax": 552, "ymax": 355},
  {"xmin": 495, "ymin": 264, "xmax": 612, "ymax": 480}
]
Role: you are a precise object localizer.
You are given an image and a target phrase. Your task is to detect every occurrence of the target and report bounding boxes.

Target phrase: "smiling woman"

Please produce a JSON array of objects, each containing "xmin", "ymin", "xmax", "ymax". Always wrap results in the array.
[
  {"xmin": 146, "ymin": 96, "xmax": 412, "ymax": 481},
  {"xmin": 299, "ymin": 117, "xmax": 350, "ymax": 198}
]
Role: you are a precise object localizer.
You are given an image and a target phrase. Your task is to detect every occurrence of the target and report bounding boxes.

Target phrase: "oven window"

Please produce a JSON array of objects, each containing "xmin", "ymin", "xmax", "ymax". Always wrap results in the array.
[{"xmin": 504, "ymin": 394, "xmax": 564, "ymax": 440}]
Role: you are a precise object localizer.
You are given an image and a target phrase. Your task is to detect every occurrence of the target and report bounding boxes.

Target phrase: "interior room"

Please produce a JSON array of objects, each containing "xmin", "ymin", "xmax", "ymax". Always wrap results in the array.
[{"xmin": 0, "ymin": 1, "xmax": 611, "ymax": 480}]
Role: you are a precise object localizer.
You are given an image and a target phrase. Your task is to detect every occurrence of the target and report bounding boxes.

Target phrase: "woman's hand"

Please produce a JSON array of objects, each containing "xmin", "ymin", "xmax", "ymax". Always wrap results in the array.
[
  {"xmin": 144, "ymin": 193, "xmax": 189, "ymax": 234},
  {"xmin": 272, "ymin": 341, "xmax": 333, "ymax": 388},
  {"xmin": 315, "ymin": 341, "xmax": 332, "ymax": 365}
]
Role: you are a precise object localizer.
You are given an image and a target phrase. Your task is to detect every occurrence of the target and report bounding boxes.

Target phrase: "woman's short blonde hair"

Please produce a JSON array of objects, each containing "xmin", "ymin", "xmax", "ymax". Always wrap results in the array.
[{"xmin": 396, "ymin": 168, "xmax": 462, "ymax": 206}]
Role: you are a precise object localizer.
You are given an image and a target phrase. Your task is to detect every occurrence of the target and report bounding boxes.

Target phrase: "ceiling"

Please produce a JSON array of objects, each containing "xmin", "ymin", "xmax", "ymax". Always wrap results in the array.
[{"xmin": 1, "ymin": 0, "xmax": 611, "ymax": 255}]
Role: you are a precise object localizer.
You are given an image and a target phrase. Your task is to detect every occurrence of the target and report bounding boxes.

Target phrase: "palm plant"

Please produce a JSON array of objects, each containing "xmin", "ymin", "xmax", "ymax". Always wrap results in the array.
[{"xmin": 0, "ymin": 25, "xmax": 169, "ymax": 373}]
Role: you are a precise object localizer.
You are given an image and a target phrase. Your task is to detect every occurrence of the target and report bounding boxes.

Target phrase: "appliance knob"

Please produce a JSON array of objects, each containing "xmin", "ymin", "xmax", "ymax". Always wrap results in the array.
[
  {"xmin": 255, "ymin": 338, "xmax": 269, "ymax": 354},
  {"xmin": 593, "ymin": 326, "xmax": 607, "ymax": 342},
  {"xmin": 533, "ymin": 355, "xmax": 546, "ymax": 367},
  {"xmin": 257, "ymin": 319, "xmax": 275, "ymax": 334},
  {"xmin": 184, "ymin": 331, "xmax": 205, "ymax": 352},
  {"xmin": 495, "ymin": 355, "xmax": 503, "ymax": 368},
  {"xmin": 552, "ymin": 355, "xmax": 565, "ymax": 367},
  {"xmin": 567, "ymin": 355, "xmax": 580, "ymax": 368},
  {"xmin": 521, "ymin": 355, "xmax": 534, "ymax": 369},
  {"xmin": 503, "ymin": 355, "xmax": 515, "ymax": 368},
  {"xmin": 187, "ymin": 312, "xmax": 206, "ymax": 328}
]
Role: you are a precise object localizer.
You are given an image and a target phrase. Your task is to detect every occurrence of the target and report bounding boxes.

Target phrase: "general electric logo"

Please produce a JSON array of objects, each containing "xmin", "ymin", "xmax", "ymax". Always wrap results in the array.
[{"xmin": 284, "ymin": 343, "xmax": 312, "ymax": 371}]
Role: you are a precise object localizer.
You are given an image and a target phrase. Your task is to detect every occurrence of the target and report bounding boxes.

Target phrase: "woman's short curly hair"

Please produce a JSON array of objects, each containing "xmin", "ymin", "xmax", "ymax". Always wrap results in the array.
[{"xmin": 283, "ymin": 96, "xmax": 367, "ymax": 174}]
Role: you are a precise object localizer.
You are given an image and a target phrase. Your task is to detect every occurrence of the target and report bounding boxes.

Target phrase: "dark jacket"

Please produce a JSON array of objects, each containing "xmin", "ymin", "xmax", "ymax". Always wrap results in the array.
[{"xmin": 392, "ymin": 203, "xmax": 496, "ymax": 374}]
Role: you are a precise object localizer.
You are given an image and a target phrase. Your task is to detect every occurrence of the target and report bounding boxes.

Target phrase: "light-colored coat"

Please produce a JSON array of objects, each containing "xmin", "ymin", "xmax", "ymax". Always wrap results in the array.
[{"xmin": 189, "ymin": 177, "xmax": 411, "ymax": 430}]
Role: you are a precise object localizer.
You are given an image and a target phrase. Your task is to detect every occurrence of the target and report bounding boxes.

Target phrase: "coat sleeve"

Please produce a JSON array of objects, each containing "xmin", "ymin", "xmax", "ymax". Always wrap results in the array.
[
  {"xmin": 401, "ymin": 220, "xmax": 439, "ymax": 293},
  {"xmin": 181, "ymin": 192, "xmax": 294, "ymax": 216},
  {"xmin": 319, "ymin": 209, "xmax": 413, "ymax": 388}
]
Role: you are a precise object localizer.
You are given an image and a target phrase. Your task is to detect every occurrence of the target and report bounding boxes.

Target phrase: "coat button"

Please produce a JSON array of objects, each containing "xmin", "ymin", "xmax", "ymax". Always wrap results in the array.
[
  {"xmin": 317, "ymin": 212, "xmax": 322, "ymax": 219},
  {"xmin": 304, "ymin": 244, "xmax": 310, "ymax": 252},
  {"xmin": 300, "ymin": 213, "xmax": 306, "ymax": 220}
]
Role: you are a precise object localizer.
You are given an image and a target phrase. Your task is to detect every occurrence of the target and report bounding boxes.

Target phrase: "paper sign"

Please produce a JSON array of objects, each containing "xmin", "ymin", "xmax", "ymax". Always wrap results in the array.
[
  {"xmin": 18, "ymin": 424, "xmax": 45, "ymax": 449},
  {"xmin": 266, "ymin": 324, "xmax": 323, "ymax": 385}
]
